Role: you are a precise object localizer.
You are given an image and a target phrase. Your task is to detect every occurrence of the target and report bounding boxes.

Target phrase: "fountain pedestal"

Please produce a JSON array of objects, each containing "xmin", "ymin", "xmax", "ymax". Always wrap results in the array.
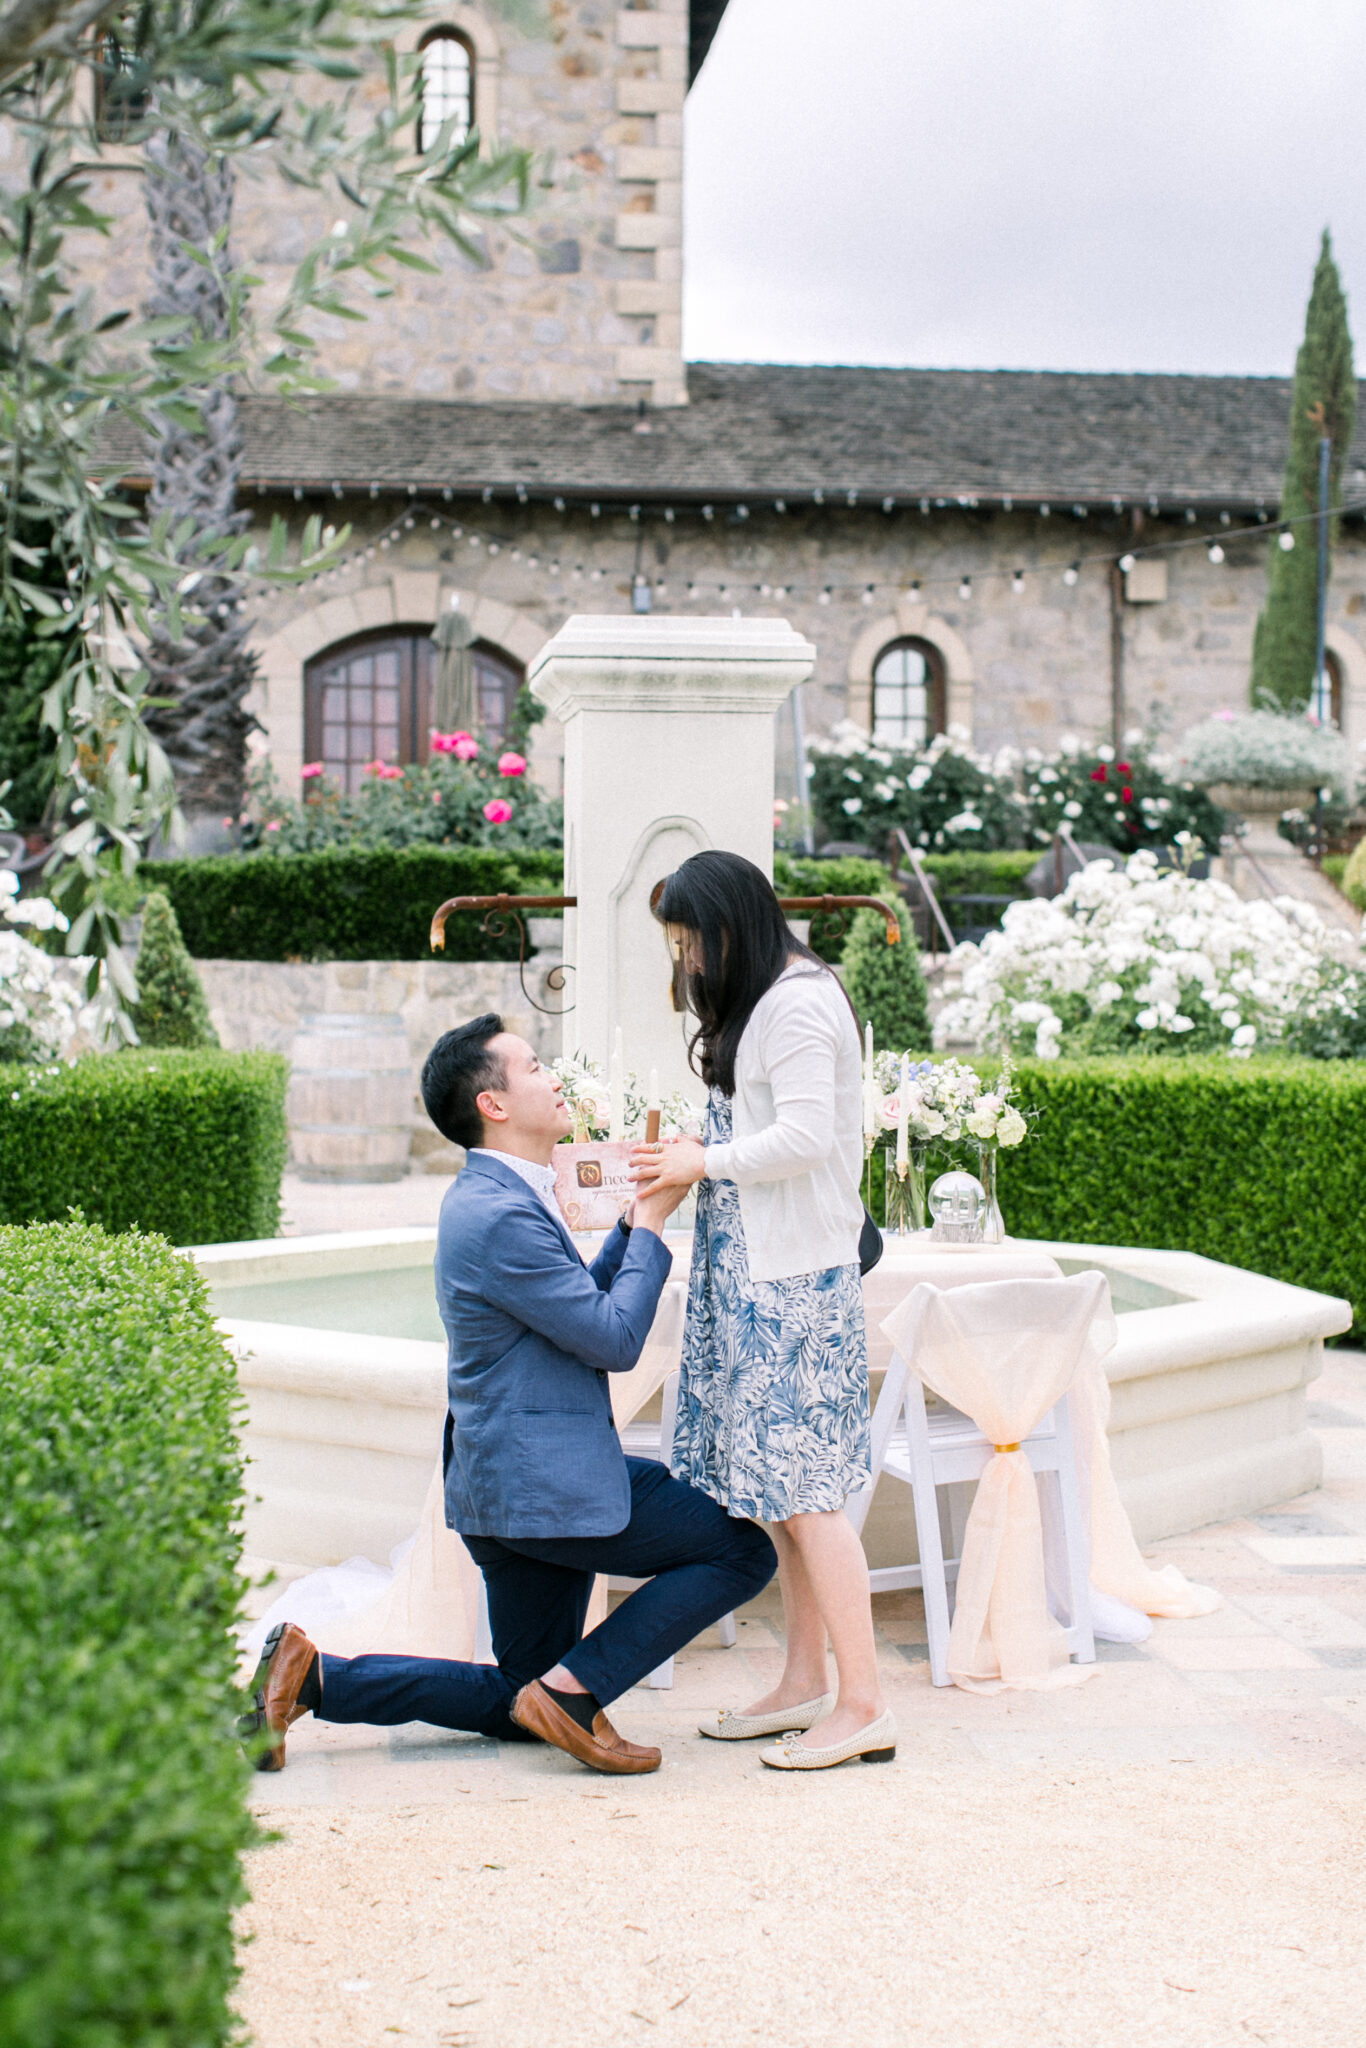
[{"xmin": 528, "ymin": 615, "xmax": 815, "ymax": 1096}]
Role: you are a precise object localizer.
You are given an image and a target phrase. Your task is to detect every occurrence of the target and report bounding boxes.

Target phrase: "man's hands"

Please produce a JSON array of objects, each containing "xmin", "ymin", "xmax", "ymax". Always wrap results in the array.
[
  {"xmin": 627, "ymin": 1137, "xmax": 706, "ymax": 1236},
  {"xmin": 629, "ymin": 1180, "xmax": 691, "ymax": 1236}
]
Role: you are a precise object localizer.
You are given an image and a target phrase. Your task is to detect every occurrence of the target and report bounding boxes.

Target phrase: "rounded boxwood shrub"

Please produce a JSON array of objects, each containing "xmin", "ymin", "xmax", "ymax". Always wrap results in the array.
[{"xmin": 0, "ymin": 1048, "xmax": 287, "ymax": 1244}]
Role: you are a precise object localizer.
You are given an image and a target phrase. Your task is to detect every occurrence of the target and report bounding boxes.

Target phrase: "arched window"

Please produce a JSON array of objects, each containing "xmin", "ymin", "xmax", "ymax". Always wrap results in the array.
[
  {"xmin": 304, "ymin": 628, "xmax": 522, "ymax": 790},
  {"xmin": 94, "ymin": 33, "xmax": 150, "ymax": 142},
  {"xmin": 872, "ymin": 638, "xmax": 947, "ymax": 748},
  {"xmin": 417, "ymin": 28, "xmax": 474, "ymax": 151}
]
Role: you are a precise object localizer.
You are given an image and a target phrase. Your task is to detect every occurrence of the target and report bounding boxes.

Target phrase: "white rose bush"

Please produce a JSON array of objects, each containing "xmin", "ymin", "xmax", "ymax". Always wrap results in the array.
[
  {"xmin": 934, "ymin": 849, "xmax": 1364, "ymax": 1061},
  {"xmin": 0, "ymin": 874, "xmax": 99, "ymax": 1063}
]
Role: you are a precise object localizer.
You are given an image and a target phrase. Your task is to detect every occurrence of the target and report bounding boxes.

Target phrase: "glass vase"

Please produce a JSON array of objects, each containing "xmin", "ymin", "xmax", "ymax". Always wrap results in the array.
[
  {"xmin": 885, "ymin": 1142, "xmax": 930, "ymax": 1235},
  {"xmin": 976, "ymin": 1142, "xmax": 1006, "ymax": 1244}
]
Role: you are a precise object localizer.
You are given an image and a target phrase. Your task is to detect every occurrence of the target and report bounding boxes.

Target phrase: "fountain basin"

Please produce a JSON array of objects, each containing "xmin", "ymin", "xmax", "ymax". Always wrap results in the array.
[{"xmin": 196, "ymin": 1230, "xmax": 1351, "ymax": 1577}]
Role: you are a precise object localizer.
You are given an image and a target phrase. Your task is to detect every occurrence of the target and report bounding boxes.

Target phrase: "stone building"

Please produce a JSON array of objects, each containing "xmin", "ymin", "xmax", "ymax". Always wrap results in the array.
[{"xmin": 92, "ymin": 1, "xmax": 1366, "ymax": 810}]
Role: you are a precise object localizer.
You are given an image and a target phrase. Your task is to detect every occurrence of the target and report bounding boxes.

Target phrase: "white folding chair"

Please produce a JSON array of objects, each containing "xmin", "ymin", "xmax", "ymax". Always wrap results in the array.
[
  {"xmin": 613, "ymin": 1368, "xmax": 738, "ymax": 1688},
  {"xmin": 846, "ymin": 1351, "xmax": 1095, "ymax": 1686}
]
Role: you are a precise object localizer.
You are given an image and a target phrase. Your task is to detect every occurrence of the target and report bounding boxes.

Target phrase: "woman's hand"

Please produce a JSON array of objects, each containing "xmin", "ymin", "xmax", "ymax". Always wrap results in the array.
[{"xmin": 630, "ymin": 1135, "xmax": 707, "ymax": 1194}]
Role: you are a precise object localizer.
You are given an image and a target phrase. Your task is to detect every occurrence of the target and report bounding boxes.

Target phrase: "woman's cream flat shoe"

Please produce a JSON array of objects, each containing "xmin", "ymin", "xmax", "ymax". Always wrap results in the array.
[
  {"xmin": 759, "ymin": 1708, "xmax": 897, "ymax": 1770},
  {"xmin": 698, "ymin": 1692, "xmax": 834, "ymax": 1741}
]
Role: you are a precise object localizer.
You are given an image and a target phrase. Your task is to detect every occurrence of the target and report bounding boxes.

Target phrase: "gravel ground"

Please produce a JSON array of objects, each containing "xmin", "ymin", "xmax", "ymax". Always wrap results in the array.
[
  {"xmin": 239, "ymin": 1757, "xmax": 1364, "ymax": 2048},
  {"xmin": 236, "ymin": 1349, "xmax": 1366, "ymax": 2048}
]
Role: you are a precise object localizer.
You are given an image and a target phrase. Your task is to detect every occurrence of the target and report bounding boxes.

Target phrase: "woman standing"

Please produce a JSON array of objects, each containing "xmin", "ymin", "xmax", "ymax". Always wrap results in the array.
[{"xmin": 632, "ymin": 850, "xmax": 894, "ymax": 1769}]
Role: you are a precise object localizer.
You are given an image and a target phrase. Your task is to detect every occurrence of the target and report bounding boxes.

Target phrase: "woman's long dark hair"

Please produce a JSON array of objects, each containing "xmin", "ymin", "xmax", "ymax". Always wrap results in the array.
[{"xmin": 655, "ymin": 851, "xmax": 826, "ymax": 1095}]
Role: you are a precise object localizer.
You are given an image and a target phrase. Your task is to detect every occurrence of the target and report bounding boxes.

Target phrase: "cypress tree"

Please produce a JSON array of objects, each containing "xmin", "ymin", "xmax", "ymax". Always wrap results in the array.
[
  {"xmin": 842, "ymin": 907, "xmax": 932, "ymax": 1051},
  {"xmin": 1250, "ymin": 230, "xmax": 1356, "ymax": 711},
  {"xmin": 130, "ymin": 891, "xmax": 220, "ymax": 1049}
]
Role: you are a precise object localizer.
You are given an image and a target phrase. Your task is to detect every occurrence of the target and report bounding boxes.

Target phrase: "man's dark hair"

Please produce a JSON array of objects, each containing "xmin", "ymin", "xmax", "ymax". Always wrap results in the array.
[{"xmin": 421, "ymin": 1013, "xmax": 506, "ymax": 1152}]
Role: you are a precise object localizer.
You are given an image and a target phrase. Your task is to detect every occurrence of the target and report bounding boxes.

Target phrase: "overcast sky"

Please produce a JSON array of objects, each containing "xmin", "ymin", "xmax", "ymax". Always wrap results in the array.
[{"xmin": 683, "ymin": 0, "xmax": 1366, "ymax": 377}]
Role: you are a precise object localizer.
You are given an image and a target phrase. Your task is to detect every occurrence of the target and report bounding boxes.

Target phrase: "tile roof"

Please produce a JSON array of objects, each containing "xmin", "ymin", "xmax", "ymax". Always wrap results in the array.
[{"xmin": 111, "ymin": 362, "xmax": 1366, "ymax": 512}]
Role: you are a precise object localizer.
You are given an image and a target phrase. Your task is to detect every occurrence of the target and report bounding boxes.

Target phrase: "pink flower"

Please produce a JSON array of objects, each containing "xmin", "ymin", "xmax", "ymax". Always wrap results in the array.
[
  {"xmin": 266, "ymin": 820, "xmax": 281, "ymax": 832},
  {"xmin": 363, "ymin": 758, "xmax": 405, "ymax": 780},
  {"xmin": 483, "ymin": 798, "xmax": 513, "ymax": 825},
  {"xmin": 221, "ymin": 816, "xmax": 233, "ymax": 828},
  {"xmin": 497, "ymin": 750, "xmax": 528, "ymax": 778},
  {"xmin": 301, "ymin": 761, "xmax": 324, "ymax": 779},
  {"xmin": 1213, "ymin": 708, "xmax": 1237, "ymax": 723},
  {"xmin": 430, "ymin": 729, "xmax": 480, "ymax": 761}
]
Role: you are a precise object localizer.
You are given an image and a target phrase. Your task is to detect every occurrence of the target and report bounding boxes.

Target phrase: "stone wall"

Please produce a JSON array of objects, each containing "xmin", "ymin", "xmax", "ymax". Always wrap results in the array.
[
  {"xmin": 51, "ymin": 0, "xmax": 687, "ymax": 407},
  {"xmin": 244, "ymin": 498, "xmax": 1366, "ymax": 797},
  {"xmin": 197, "ymin": 951, "xmax": 565, "ymax": 1172}
]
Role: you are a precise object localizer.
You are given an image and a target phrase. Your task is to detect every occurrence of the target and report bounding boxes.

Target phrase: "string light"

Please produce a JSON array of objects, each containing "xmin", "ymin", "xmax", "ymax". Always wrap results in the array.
[{"xmin": 276, "ymin": 484, "xmax": 1353, "ymax": 611}]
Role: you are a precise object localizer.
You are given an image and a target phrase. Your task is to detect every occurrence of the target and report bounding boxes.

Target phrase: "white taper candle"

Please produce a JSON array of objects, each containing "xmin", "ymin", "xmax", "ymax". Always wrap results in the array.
[
  {"xmin": 896, "ymin": 1052, "xmax": 910, "ymax": 1172},
  {"xmin": 608, "ymin": 1026, "xmax": 625, "ymax": 1142},
  {"xmin": 863, "ymin": 1021, "xmax": 876, "ymax": 1141}
]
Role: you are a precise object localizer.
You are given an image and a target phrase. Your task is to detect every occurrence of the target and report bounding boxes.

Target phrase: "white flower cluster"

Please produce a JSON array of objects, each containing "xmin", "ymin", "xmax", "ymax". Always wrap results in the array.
[
  {"xmin": 868, "ymin": 1049, "xmax": 1028, "ymax": 1148},
  {"xmin": 549, "ymin": 1053, "xmax": 703, "ymax": 1143},
  {"xmin": 0, "ymin": 873, "xmax": 94, "ymax": 1063},
  {"xmin": 934, "ymin": 850, "xmax": 1358, "ymax": 1059}
]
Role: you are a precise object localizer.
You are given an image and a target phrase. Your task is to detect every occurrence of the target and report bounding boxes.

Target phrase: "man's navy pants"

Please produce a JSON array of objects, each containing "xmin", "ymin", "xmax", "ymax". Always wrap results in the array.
[{"xmin": 317, "ymin": 1458, "xmax": 776, "ymax": 1741}]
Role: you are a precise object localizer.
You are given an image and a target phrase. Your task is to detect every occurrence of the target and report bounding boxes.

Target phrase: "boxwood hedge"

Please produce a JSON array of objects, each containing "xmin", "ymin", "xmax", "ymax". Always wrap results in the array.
[
  {"xmin": 0, "ymin": 1049, "xmax": 288, "ymax": 1245},
  {"xmin": 0, "ymin": 1218, "xmax": 253, "ymax": 2047},
  {"xmin": 148, "ymin": 842, "xmax": 565, "ymax": 962},
  {"xmin": 1001, "ymin": 1056, "xmax": 1366, "ymax": 1332}
]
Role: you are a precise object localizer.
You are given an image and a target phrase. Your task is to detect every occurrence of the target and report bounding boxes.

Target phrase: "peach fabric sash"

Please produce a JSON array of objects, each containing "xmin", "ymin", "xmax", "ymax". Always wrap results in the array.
[{"xmin": 883, "ymin": 1272, "xmax": 1118, "ymax": 1691}]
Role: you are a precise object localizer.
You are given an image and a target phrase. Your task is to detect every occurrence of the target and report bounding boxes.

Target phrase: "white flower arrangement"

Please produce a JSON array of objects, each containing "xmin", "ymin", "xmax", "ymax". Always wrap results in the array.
[
  {"xmin": 1176, "ymin": 709, "xmax": 1355, "ymax": 798},
  {"xmin": 0, "ymin": 873, "xmax": 95, "ymax": 1063},
  {"xmin": 550, "ymin": 1053, "xmax": 703, "ymax": 1143},
  {"xmin": 866, "ymin": 1049, "xmax": 1030, "ymax": 1150},
  {"xmin": 933, "ymin": 849, "xmax": 1358, "ymax": 1060}
]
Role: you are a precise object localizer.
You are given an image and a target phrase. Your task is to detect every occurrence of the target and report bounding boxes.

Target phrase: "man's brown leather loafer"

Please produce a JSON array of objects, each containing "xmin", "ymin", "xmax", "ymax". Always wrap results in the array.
[
  {"xmin": 511, "ymin": 1680, "xmax": 661, "ymax": 1774},
  {"xmin": 239, "ymin": 1622, "xmax": 319, "ymax": 1773}
]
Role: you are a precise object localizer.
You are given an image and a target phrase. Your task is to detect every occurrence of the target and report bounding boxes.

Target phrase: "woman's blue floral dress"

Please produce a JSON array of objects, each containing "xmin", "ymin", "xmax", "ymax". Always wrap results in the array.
[{"xmin": 672, "ymin": 1090, "xmax": 871, "ymax": 1522}]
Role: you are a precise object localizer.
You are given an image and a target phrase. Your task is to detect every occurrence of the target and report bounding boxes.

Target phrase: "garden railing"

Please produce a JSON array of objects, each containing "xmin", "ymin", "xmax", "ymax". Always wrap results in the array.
[{"xmin": 429, "ymin": 890, "xmax": 903, "ymax": 1015}]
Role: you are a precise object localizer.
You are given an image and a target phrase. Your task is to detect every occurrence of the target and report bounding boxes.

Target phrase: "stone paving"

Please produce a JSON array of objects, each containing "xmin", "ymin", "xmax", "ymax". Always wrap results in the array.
[{"xmin": 236, "ymin": 1343, "xmax": 1366, "ymax": 2048}]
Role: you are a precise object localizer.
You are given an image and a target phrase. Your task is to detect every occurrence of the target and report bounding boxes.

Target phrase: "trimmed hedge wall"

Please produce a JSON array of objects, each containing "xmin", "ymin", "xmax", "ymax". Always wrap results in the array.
[
  {"xmin": 148, "ymin": 843, "xmax": 565, "ymax": 962},
  {"xmin": 1001, "ymin": 1056, "xmax": 1366, "ymax": 1332},
  {"xmin": 0, "ymin": 1218, "xmax": 252, "ymax": 2046},
  {"xmin": 0, "ymin": 1049, "xmax": 288, "ymax": 1244}
]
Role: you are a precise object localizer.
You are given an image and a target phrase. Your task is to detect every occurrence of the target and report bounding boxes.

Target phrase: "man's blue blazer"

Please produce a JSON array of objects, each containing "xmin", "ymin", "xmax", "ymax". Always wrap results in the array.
[{"xmin": 435, "ymin": 1150, "xmax": 673, "ymax": 1540}]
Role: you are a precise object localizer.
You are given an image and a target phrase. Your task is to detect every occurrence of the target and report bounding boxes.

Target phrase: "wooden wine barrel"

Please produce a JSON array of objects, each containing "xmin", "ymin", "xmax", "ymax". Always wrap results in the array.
[{"xmin": 287, "ymin": 1012, "xmax": 412, "ymax": 1183}]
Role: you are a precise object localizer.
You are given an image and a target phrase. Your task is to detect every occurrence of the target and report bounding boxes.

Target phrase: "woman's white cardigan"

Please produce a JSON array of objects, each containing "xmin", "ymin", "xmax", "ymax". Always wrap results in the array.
[{"xmin": 701, "ymin": 962, "xmax": 865, "ymax": 1283}]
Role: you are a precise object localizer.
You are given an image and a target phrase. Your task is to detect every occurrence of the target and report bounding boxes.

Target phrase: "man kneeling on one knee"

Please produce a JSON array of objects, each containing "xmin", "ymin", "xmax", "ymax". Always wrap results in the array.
[{"xmin": 242, "ymin": 1013, "xmax": 777, "ymax": 1777}]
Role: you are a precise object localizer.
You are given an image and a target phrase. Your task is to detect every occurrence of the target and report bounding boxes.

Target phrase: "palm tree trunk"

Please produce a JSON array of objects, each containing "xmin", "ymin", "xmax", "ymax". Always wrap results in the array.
[{"xmin": 142, "ymin": 126, "xmax": 260, "ymax": 821}]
